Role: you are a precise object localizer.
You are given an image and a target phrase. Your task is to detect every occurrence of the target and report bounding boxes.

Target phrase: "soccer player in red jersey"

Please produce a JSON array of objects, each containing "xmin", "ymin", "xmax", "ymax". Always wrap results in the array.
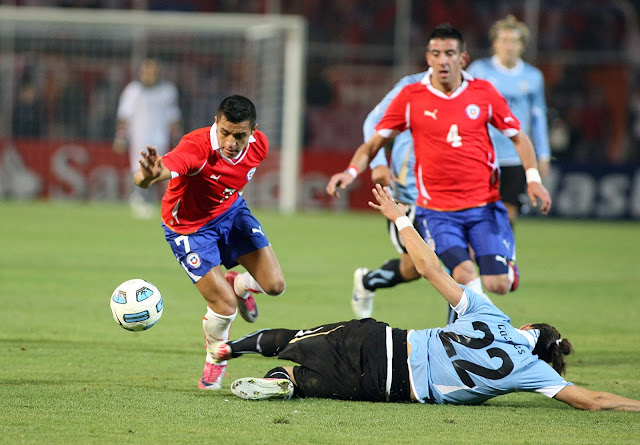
[
  {"xmin": 327, "ymin": 24, "xmax": 551, "ymax": 320},
  {"xmin": 133, "ymin": 95, "xmax": 286, "ymax": 390}
]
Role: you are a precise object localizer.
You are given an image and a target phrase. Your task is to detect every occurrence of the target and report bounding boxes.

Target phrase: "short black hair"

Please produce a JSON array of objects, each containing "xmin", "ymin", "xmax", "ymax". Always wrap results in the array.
[
  {"xmin": 428, "ymin": 23, "xmax": 466, "ymax": 52},
  {"xmin": 217, "ymin": 95, "xmax": 257, "ymax": 127}
]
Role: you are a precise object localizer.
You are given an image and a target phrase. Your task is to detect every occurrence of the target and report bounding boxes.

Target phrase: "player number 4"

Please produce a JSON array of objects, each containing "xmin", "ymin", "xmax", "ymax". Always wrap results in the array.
[{"xmin": 447, "ymin": 124, "xmax": 462, "ymax": 147}]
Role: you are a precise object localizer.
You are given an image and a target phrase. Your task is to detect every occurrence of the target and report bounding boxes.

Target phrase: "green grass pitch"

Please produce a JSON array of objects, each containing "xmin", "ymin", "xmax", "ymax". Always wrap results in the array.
[{"xmin": 0, "ymin": 201, "xmax": 638, "ymax": 444}]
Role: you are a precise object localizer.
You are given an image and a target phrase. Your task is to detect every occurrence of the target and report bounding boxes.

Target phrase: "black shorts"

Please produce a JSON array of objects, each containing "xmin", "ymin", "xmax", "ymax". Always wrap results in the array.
[
  {"xmin": 499, "ymin": 165, "xmax": 527, "ymax": 209},
  {"xmin": 385, "ymin": 203, "xmax": 418, "ymax": 254},
  {"xmin": 279, "ymin": 319, "xmax": 411, "ymax": 402}
]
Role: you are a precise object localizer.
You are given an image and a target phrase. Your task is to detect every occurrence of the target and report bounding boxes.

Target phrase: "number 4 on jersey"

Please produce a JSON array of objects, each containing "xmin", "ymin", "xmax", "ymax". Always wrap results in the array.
[{"xmin": 447, "ymin": 124, "xmax": 462, "ymax": 147}]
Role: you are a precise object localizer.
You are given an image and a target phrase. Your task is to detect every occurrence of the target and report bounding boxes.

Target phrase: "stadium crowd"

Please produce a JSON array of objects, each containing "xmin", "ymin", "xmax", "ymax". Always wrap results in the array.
[{"xmin": 4, "ymin": 0, "xmax": 640, "ymax": 163}]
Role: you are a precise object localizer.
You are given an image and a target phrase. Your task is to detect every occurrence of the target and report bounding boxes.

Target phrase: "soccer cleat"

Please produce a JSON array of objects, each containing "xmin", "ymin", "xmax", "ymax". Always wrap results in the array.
[
  {"xmin": 207, "ymin": 340, "xmax": 233, "ymax": 362},
  {"xmin": 231, "ymin": 377, "xmax": 294, "ymax": 400},
  {"xmin": 508, "ymin": 260, "xmax": 519, "ymax": 292},
  {"xmin": 225, "ymin": 270, "xmax": 258, "ymax": 323},
  {"xmin": 352, "ymin": 267, "xmax": 375, "ymax": 319},
  {"xmin": 198, "ymin": 361, "xmax": 226, "ymax": 390}
]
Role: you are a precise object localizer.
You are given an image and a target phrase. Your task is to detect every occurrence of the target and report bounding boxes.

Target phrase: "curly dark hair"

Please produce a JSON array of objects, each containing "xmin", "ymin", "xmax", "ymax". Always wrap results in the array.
[{"xmin": 531, "ymin": 323, "xmax": 574, "ymax": 374}]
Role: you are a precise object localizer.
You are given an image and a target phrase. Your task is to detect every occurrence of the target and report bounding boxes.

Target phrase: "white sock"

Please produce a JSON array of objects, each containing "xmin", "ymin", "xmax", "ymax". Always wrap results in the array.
[
  {"xmin": 465, "ymin": 277, "xmax": 493, "ymax": 304},
  {"xmin": 236, "ymin": 272, "xmax": 265, "ymax": 295},
  {"xmin": 202, "ymin": 307, "xmax": 236, "ymax": 364}
]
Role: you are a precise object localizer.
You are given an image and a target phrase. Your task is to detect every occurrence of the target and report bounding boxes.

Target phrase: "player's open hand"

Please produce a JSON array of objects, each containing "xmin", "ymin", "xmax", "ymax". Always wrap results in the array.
[
  {"xmin": 326, "ymin": 171, "xmax": 355, "ymax": 198},
  {"xmin": 139, "ymin": 145, "xmax": 162, "ymax": 178},
  {"xmin": 368, "ymin": 184, "xmax": 406, "ymax": 222},
  {"xmin": 527, "ymin": 181, "xmax": 552, "ymax": 215}
]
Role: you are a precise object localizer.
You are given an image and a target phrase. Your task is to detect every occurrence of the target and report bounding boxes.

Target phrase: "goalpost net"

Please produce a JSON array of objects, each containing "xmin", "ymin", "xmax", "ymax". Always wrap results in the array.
[{"xmin": 0, "ymin": 6, "xmax": 306, "ymax": 213}]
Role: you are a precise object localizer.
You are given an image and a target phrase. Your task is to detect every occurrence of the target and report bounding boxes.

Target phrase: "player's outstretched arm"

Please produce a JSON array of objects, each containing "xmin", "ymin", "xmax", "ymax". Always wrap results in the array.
[
  {"xmin": 554, "ymin": 385, "xmax": 640, "ymax": 411},
  {"xmin": 368, "ymin": 184, "xmax": 463, "ymax": 307},
  {"xmin": 326, "ymin": 133, "xmax": 390, "ymax": 198},
  {"xmin": 510, "ymin": 132, "xmax": 552, "ymax": 214},
  {"xmin": 133, "ymin": 145, "xmax": 170, "ymax": 189}
]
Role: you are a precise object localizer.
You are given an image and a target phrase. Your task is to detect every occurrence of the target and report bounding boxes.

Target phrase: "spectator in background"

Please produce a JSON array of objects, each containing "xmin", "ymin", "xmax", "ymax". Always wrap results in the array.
[
  {"xmin": 467, "ymin": 15, "xmax": 551, "ymax": 227},
  {"xmin": 114, "ymin": 58, "xmax": 182, "ymax": 219},
  {"xmin": 12, "ymin": 76, "xmax": 46, "ymax": 138}
]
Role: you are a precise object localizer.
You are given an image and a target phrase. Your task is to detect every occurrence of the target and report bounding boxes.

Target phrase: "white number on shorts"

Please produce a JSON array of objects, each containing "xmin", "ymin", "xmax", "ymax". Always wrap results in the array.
[{"xmin": 175, "ymin": 235, "xmax": 191, "ymax": 253}]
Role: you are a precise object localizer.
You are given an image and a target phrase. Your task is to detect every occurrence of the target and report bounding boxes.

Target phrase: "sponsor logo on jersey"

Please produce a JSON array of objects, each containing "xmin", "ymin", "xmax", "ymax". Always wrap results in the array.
[
  {"xmin": 186, "ymin": 252, "xmax": 201, "ymax": 269},
  {"xmin": 210, "ymin": 173, "xmax": 221, "ymax": 182},
  {"xmin": 504, "ymin": 116, "xmax": 515, "ymax": 124},
  {"xmin": 424, "ymin": 109, "xmax": 438, "ymax": 120},
  {"xmin": 246, "ymin": 167, "xmax": 257, "ymax": 181},
  {"xmin": 465, "ymin": 104, "xmax": 480, "ymax": 119}
]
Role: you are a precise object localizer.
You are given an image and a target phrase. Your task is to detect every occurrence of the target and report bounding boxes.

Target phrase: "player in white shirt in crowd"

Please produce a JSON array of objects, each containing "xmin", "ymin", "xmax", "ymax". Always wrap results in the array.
[{"xmin": 114, "ymin": 58, "xmax": 182, "ymax": 218}]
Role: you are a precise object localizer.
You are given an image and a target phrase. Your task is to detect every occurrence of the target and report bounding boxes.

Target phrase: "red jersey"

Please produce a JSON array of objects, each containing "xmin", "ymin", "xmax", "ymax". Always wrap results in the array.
[
  {"xmin": 160, "ymin": 125, "xmax": 268, "ymax": 234},
  {"xmin": 375, "ymin": 70, "xmax": 520, "ymax": 211}
]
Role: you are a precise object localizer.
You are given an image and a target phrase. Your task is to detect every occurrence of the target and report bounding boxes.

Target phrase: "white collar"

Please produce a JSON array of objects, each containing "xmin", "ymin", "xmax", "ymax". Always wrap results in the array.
[
  {"xmin": 420, "ymin": 67, "xmax": 473, "ymax": 99},
  {"xmin": 517, "ymin": 328, "xmax": 540, "ymax": 349}
]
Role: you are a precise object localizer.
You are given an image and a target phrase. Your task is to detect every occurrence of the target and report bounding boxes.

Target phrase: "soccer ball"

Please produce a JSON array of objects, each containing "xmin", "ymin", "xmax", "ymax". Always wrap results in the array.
[{"xmin": 110, "ymin": 279, "xmax": 163, "ymax": 331}]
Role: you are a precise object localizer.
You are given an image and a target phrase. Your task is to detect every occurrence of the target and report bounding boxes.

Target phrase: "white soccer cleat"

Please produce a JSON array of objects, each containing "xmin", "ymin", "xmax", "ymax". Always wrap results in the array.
[
  {"xmin": 352, "ymin": 267, "xmax": 375, "ymax": 319},
  {"xmin": 231, "ymin": 378, "xmax": 294, "ymax": 400}
]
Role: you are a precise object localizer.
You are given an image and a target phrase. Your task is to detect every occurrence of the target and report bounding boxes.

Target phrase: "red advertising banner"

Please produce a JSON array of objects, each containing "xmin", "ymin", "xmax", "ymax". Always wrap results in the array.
[
  {"xmin": 5, "ymin": 139, "xmax": 638, "ymax": 218},
  {"xmin": 0, "ymin": 139, "xmax": 376, "ymax": 210}
]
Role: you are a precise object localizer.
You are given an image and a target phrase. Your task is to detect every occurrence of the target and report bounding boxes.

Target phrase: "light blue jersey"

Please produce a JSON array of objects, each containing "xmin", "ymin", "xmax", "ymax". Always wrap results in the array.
[
  {"xmin": 408, "ymin": 288, "xmax": 571, "ymax": 405},
  {"xmin": 364, "ymin": 72, "xmax": 426, "ymax": 204},
  {"xmin": 466, "ymin": 56, "xmax": 550, "ymax": 167}
]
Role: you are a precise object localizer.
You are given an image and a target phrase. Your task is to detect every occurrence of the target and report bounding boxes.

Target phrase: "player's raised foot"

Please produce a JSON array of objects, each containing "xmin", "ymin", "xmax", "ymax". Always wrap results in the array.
[
  {"xmin": 231, "ymin": 378, "xmax": 294, "ymax": 400},
  {"xmin": 352, "ymin": 267, "xmax": 375, "ymax": 319},
  {"xmin": 225, "ymin": 270, "xmax": 258, "ymax": 322},
  {"xmin": 508, "ymin": 260, "xmax": 519, "ymax": 292},
  {"xmin": 198, "ymin": 362, "xmax": 226, "ymax": 390},
  {"xmin": 207, "ymin": 341, "xmax": 233, "ymax": 362}
]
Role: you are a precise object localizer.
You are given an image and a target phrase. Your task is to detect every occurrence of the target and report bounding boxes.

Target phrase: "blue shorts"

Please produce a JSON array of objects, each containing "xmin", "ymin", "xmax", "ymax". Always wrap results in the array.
[
  {"xmin": 163, "ymin": 197, "xmax": 271, "ymax": 283},
  {"xmin": 415, "ymin": 201, "xmax": 515, "ymax": 275}
]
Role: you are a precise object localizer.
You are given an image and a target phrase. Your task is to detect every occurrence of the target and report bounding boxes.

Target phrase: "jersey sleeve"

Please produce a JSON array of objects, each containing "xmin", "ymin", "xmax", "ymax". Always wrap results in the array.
[
  {"xmin": 516, "ymin": 360, "xmax": 573, "ymax": 397},
  {"xmin": 374, "ymin": 86, "xmax": 411, "ymax": 139},
  {"xmin": 365, "ymin": 75, "xmax": 418, "ymax": 170},
  {"xmin": 161, "ymin": 136, "xmax": 208, "ymax": 178},
  {"xmin": 484, "ymin": 81, "xmax": 521, "ymax": 137},
  {"xmin": 529, "ymin": 70, "xmax": 551, "ymax": 161}
]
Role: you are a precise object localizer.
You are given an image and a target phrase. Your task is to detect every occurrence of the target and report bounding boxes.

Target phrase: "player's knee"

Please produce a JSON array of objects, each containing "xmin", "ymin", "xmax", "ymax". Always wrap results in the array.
[
  {"xmin": 263, "ymin": 277, "xmax": 286, "ymax": 296},
  {"xmin": 482, "ymin": 275, "xmax": 510, "ymax": 295},
  {"xmin": 451, "ymin": 261, "xmax": 476, "ymax": 285}
]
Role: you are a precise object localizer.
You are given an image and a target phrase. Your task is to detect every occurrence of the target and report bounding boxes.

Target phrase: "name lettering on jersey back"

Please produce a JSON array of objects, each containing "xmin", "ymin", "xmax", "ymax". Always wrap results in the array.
[
  {"xmin": 424, "ymin": 109, "xmax": 438, "ymax": 120},
  {"xmin": 498, "ymin": 324, "xmax": 526, "ymax": 354}
]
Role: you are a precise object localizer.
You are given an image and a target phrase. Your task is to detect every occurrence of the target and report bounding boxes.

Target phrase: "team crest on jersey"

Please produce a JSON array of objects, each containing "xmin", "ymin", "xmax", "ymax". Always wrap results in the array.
[
  {"xmin": 465, "ymin": 104, "xmax": 480, "ymax": 120},
  {"xmin": 246, "ymin": 167, "xmax": 257, "ymax": 181},
  {"xmin": 186, "ymin": 252, "xmax": 201, "ymax": 269}
]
